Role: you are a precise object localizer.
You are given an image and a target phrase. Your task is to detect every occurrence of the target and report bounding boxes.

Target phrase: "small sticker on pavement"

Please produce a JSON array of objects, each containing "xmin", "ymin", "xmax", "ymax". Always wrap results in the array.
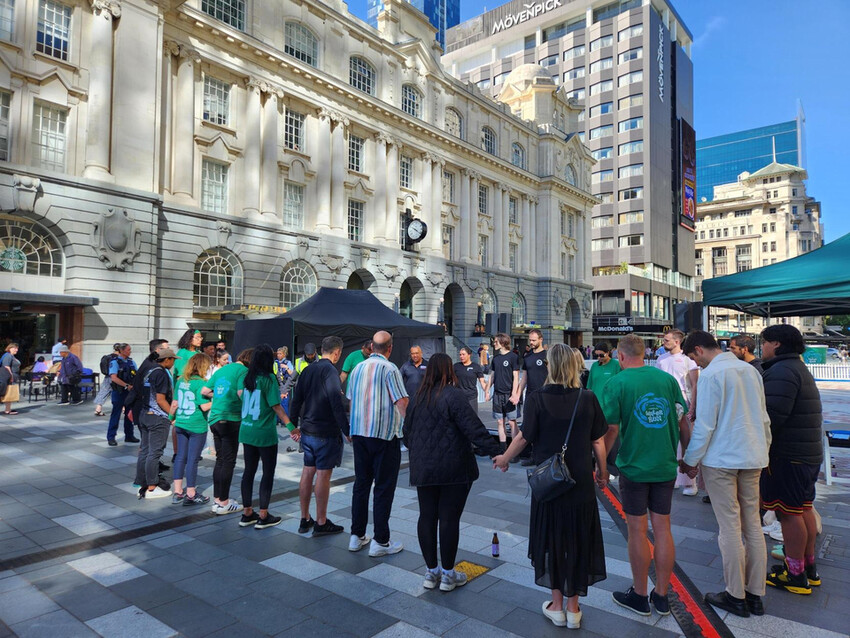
[{"xmin": 454, "ymin": 561, "xmax": 489, "ymax": 581}]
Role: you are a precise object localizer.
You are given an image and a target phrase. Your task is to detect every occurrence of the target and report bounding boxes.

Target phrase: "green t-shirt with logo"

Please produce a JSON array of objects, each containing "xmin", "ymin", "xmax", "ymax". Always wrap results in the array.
[
  {"xmin": 174, "ymin": 376, "xmax": 209, "ymax": 434},
  {"xmin": 205, "ymin": 363, "xmax": 248, "ymax": 425},
  {"xmin": 587, "ymin": 358, "xmax": 621, "ymax": 401},
  {"xmin": 172, "ymin": 348, "xmax": 197, "ymax": 383},
  {"xmin": 239, "ymin": 373, "xmax": 281, "ymax": 447},
  {"xmin": 601, "ymin": 366, "xmax": 686, "ymax": 483}
]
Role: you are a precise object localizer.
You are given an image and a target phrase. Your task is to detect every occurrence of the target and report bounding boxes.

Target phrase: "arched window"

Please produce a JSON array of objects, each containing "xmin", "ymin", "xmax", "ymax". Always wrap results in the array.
[
  {"xmin": 481, "ymin": 126, "xmax": 497, "ymax": 155},
  {"xmin": 481, "ymin": 288, "xmax": 496, "ymax": 316},
  {"xmin": 445, "ymin": 107, "xmax": 463, "ymax": 138},
  {"xmin": 193, "ymin": 248, "xmax": 243, "ymax": 309},
  {"xmin": 511, "ymin": 142, "xmax": 526, "ymax": 169},
  {"xmin": 284, "ymin": 22, "xmax": 318, "ymax": 67},
  {"xmin": 0, "ymin": 216, "xmax": 62, "ymax": 277},
  {"xmin": 280, "ymin": 259, "xmax": 317, "ymax": 309},
  {"xmin": 401, "ymin": 84, "xmax": 422, "ymax": 118},
  {"xmin": 565, "ymin": 164, "xmax": 577, "ymax": 186},
  {"xmin": 511, "ymin": 292, "xmax": 527, "ymax": 326},
  {"xmin": 349, "ymin": 56, "xmax": 375, "ymax": 95}
]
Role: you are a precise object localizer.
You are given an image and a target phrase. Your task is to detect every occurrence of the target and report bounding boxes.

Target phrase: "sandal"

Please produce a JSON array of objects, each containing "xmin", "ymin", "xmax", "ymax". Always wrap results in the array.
[
  {"xmin": 94, "ymin": 411, "xmax": 105, "ymax": 416},
  {"xmin": 4, "ymin": 411, "xmax": 18, "ymax": 415}
]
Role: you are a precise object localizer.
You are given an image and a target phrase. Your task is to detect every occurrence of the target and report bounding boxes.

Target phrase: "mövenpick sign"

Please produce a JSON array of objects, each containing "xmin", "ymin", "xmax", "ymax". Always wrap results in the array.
[
  {"xmin": 491, "ymin": 0, "xmax": 563, "ymax": 34},
  {"xmin": 656, "ymin": 24, "xmax": 664, "ymax": 102}
]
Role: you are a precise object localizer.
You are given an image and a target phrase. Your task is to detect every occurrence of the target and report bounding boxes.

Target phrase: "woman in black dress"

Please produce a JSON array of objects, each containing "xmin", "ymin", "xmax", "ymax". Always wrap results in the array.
[{"xmin": 494, "ymin": 344, "xmax": 608, "ymax": 630}]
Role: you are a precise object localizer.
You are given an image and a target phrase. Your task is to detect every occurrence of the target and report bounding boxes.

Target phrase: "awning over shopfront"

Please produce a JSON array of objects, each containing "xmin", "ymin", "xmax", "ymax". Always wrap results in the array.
[
  {"xmin": 701, "ymin": 232, "xmax": 850, "ymax": 317},
  {"xmin": 1, "ymin": 291, "xmax": 100, "ymax": 307}
]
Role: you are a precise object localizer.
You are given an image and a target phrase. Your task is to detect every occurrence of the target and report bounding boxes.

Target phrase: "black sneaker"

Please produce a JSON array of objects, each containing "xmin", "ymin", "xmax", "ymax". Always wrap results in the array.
[
  {"xmin": 766, "ymin": 564, "xmax": 811, "ymax": 595},
  {"xmin": 255, "ymin": 514, "xmax": 282, "ymax": 529},
  {"xmin": 107, "ymin": 440, "xmax": 118, "ymax": 447},
  {"xmin": 158, "ymin": 461, "xmax": 170, "ymax": 471},
  {"xmin": 312, "ymin": 519, "xmax": 344, "ymax": 537},
  {"xmin": 183, "ymin": 493, "xmax": 210, "ymax": 506},
  {"xmin": 806, "ymin": 563, "xmax": 821, "ymax": 587},
  {"xmin": 612, "ymin": 587, "xmax": 651, "ymax": 616},
  {"xmin": 239, "ymin": 512, "xmax": 261, "ymax": 527},
  {"xmin": 650, "ymin": 590, "xmax": 670, "ymax": 616},
  {"xmin": 125, "ymin": 437, "xmax": 140, "ymax": 443},
  {"xmin": 705, "ymin": 591, "xmax": 749, "ymax": 617},
  {"xmin": 745, "ymin": 592, "xmax": 764, "ymax": 616},
  {"xmin": 298, "ymin": 517, "xmax": 314, "ymax": 534},
  {"xmin": 157, "ymin": 477, "xmax": 171, "ymax": 492}
]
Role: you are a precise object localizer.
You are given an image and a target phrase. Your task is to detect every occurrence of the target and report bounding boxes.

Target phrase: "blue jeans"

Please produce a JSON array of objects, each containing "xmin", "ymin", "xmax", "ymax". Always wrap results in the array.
[
  {"xmin": 107, "ymin": 389, "xmax": 134, "ymax": 441},
  {"xmin": 173, "ymin": 427, "xmax": 207, "ymax": 488}
]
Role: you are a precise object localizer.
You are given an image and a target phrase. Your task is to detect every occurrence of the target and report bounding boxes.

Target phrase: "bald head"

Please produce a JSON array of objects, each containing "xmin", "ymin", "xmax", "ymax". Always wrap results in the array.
[{"xmin": 372, "ymin": 331, "xmax": 393, "ymax": 355}]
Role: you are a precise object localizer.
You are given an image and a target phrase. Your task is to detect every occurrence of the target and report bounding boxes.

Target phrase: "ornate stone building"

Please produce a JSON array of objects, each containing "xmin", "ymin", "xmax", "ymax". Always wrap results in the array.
[{"xmin": 0, "ymin": 0, "xmax": 595, "ymax": 367}]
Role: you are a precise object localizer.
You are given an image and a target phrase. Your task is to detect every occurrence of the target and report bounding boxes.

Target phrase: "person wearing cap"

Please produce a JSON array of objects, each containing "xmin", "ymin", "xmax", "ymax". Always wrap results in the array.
[
  {"xmin": 127, "ymin": 340, "xmax": 170, "ymax": 454},
  {"xmin": 295, "ymin": 343, "xmax": 319, "ymax": 376},
  {"xmin": 107, "ymin": 343, "xmax": 138, "ymax": 445},
  {"xmin": 93, "ymin": 343, "xmax": 122, "ymax": 417},
  {"xmin": 135, "ymin": 347, "xmax": 178, "ymax": 498},
  {"xmin": 57, "ymin": 345, "xmax": 84, "ymax": 406}
]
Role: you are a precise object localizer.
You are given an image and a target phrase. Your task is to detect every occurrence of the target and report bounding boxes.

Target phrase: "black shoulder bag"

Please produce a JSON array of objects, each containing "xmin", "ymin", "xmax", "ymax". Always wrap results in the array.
[{"xmin": 527, "ymin": 389, "xmax": 583, "ymax": 502}]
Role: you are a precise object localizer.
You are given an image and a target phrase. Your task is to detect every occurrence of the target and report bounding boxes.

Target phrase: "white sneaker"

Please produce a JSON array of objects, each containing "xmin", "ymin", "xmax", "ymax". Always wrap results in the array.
[
  {"xmin": 212, "ymin": 500, "xmax": 243, "ymax": 515},
  {"xmin": 762, "ymin": 520, "xmax": 782, "ymax": 537},
  {"xmin": 440, "ymin": 569, "xmax": 467, "ymax": 592},
  {"xmin": 769, "ymin": 527, "xmax": 784, "ymax": 542},
  {"xmin": 368, "ymin": 539, "xmax": 403, "ymax": 557},
  {"xmin": 144, "ymin": 486, "xmax": 171, "ymax": 499},
  {"xmin": 423, "ymin": 569, "xmax": 440, "ymax": 589},
  {"xmin": 348, "ymin": 534, "xmax": 371, "ymax": 552},
  {"xmin": 682, "ymin": 486, "xmax": 699, "ymax": 497},
  {"xmin": 542, "ymin": 601, "xmax": 566, "ymax": 627},
  {"xmin": 567, "ymin": 609, "xmax": 582, "ymax": 630}
]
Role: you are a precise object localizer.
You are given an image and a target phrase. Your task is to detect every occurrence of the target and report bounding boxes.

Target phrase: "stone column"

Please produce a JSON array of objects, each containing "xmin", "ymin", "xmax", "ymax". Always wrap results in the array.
[
  {"xmin": 241, "ymin": 78, "xmax": 262, "ymax": 215},
  {"xmin": 84, "ymin": 0, "xmax": 121, "ymax": 181},
  {"xmin": 529, "ymin": 197, "xmax": 538, "ymax": 274},
  {"xmin": 492, "ymin": 183, "xmax": 503, "ymax": 269},
  {"xmin": 372, "ymin": 134, "xmax": 388, "ymax": 241},
  {"xmin": 521, "ymin": 195, "xmax": 531, "ymax": 274},
  {"xmin": 261, "ymin": 86, "xmax": 283, "ymax": 218},
  {"xmin": 429, "ymin": 157, "xmax": 444, "ymax": 254},
  {"xmin": 160, "ymin": 41, "xmax": 178, "ymax": 194},
  {"xmin": 385, "ymin": 138, "xmax": 399, "ymax": 242},
  {"xmin": 315, "ymin": 108, "xmax": 332, "ymax": 231},
  {"xmin": 502, "ymin": 187, "xmax": 511, "ymax": 270},
  {"xmin": 172, "ymin": 44, "xmax": 200, "ymax": 199},
  {"xmin": 469, "ymin": 171, "xmax": 479, "ymax": 262},
  {"xmin": 420, "ymin": 154, "xmax": 433, "ymax": 252},
  {"xmin": 459, "ymin": 168, "xmax": 471, "ymax": 262},
  {"xmin": 330, "ymin": 113, "xmax": 349, "ymax": 234}
]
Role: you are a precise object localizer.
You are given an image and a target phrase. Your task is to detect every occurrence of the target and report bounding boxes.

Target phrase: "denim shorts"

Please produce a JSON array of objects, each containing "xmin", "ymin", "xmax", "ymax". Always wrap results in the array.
[{"xmin": 301, "ymin": 434, "xmax": 344, "ymax": 470}]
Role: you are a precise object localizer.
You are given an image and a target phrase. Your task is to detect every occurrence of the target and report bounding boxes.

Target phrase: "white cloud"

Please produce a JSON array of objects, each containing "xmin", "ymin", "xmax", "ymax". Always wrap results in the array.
[{"xmin": 693, "ymin": 16, "xmax": 726, "ymax": 50}]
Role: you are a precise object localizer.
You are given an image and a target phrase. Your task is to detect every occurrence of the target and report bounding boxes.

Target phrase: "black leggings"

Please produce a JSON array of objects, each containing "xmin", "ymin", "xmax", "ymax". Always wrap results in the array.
[
  {"xmin": 416, "ymin": 483, "xmax": 471, "ymax": 570},
  {"xmin": 241, "ymin": 443, "xmax": 278, "ymax": 510},
  {"xmin": 210, "ymin": 420, "xmax": 240, "ymax": 501}
]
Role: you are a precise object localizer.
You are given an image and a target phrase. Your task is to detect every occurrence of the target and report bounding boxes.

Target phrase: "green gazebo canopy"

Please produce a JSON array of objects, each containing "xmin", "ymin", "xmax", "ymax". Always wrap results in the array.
[{"xmin": 701, "ymin": 232, "xmax": 850, "ymax": 317}]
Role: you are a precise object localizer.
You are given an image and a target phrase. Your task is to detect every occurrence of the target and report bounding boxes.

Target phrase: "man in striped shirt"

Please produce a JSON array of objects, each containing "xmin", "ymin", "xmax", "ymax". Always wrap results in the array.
[{"xmin": 346, "ymin": 331, "xmax": 409, "ymax": 556}]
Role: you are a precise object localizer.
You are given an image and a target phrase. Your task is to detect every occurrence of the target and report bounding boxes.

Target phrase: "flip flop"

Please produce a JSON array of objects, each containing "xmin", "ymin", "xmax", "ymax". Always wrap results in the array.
[
  {"xmin": 4, "ymin": 411, "xmax": 18, "ymax": 415},
  {"xmin": 94, "ymin": 411, "xmax": 105, "ymax": 416}
]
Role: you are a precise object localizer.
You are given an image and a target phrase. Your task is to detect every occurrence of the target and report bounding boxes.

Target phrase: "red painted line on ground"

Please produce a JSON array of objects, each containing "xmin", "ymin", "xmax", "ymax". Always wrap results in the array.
[{"xmin": 597, "ymin": 478, "xmax": 724, "ymax": 638}]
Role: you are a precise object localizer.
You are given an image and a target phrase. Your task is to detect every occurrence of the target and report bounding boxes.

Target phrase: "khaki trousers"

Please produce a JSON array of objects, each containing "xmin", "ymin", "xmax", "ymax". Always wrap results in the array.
[{"xmin": 702, "ymin": 466, "xmax": 766, "ymax": 598}]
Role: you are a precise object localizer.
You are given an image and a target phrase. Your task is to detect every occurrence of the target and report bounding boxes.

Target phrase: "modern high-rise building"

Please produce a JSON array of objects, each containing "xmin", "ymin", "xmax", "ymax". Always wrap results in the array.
[
  {"xmin": 443, "ymin": 0, "xmax": 696, "ymax": 343},
  {"xmin": 696, "ymin": 107, "xmax": 806, "ymax": 203},
  {"xmin": 368, "ymin": 0, "xmax": 460, "ymax": 48}
]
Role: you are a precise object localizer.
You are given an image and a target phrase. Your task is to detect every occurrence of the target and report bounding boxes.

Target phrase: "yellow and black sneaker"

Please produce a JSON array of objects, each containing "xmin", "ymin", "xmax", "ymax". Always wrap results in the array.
[
  {"xmin": 766, "ymin": 564, "xmax": 812, "ymax": 595},
  {"xmin": 806, "ymin": 564, "xmax": 821, "ymax": 587}
]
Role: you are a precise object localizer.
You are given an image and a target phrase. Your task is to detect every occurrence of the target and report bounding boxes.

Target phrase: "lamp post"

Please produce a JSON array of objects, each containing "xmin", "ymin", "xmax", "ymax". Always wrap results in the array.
[{"xmin": 393, "ymin": 293, "xmax": 400, "ymax": 314}]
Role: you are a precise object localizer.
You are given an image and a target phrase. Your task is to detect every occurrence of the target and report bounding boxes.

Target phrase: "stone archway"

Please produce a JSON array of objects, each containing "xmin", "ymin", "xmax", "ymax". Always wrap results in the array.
[
  {"xmin": 347, "ymin": 268, "xmax": 376, "ymax": 290},
  {"xmin": 399, "ymin": 277, "xmax": 424, "ymax": 319},
  {"xmin": 567, "ymin": 298, "xmax": 581, "ymax": 328},
  {"xmin": 443, "ymin": 283, "xmax": 465, "ymax": 337}
]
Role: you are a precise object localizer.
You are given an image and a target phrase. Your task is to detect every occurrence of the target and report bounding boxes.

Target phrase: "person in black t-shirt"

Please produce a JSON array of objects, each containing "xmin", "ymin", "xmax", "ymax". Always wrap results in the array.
[
  {"xmin": 453, "ymin": 347, "xmax": 489, "ymax": 413},
  {"xmin": 488, "ymin": 333, "xmax": 520, "ymax": 454},
  {"xmin": 518, "ymin": 329, "xmax": 548, "ymax": 465}
]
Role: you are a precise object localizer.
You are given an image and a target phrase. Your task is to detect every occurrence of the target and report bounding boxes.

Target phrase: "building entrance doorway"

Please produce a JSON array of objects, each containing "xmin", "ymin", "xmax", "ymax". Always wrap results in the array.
[{"xmin": 0, "ymin": 312, "xmax": 57, "ymax": 366}]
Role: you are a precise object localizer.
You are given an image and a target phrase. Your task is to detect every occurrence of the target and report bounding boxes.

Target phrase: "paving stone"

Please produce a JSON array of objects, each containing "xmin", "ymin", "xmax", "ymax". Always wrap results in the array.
[
  {"xmin": 495, "ymin": 606, "xmax": 606, "ymax": 638},
  {"xmin": 301, "ymin": 593, "xmax": 397, "ymax": 638},
  {"xmin": 52, "ymin": 513, "xmax": 114, "ymax": 536},
  {"xmin": 275, "ymin": 617, "xmax": 360, "ymax": 638},
  {"xmin": 312, "ymin": 570, "xmax": 396, "ymax": 606},
  {"xmin": 245, "ymin": 572, "xmax": 330, "ymax": 608},
  {"xmin": 10, "ymin": 609, "xmax": 97, "ymax": 638},
  {"xmin": 68, "ymin": 552, "xmax": 146, "ymax": 586},
  {"xmin": 173, "ymin": 570, "xmax": 253, "ymax": 606},
  {"xmin": 50, "ymin": 581, "xmax": 129, "ymax": 621},
  {"xmin": 226, "ymin": 592, "xmax": 310, "ymax": 634},
  {"xmin": 371, "ymin": 621, "xmax": 439, "ymax": 638},
  {"xmin": 370, "ymin": 591, "xmax": 467, "ymax": 635},
  {"xmin": 206, "ymin": 554, "xmax": 277, "ymax": 584},
  {"xmin": 107, "ymin": 575, "xmax": 188, "ymax": 611},
  {"xmin": 261, "ymin": 552, "xmax": 337, "ymax": 581},
  {"xmin": 421, "ymin": 584, "xmax": 515, "ymax": 625},
  {"xmin": 359, "ymin": 562, "xmax": 428, "ymax": 597},
  {"xmin": 86, "ymin": 606, "xmax": 178, "ymax": 638},
  {"xmin": 6, "ymin": 514, "xmax": 57, "ymax": 534},
  {"xmin": 144, "ymin": 597, "xmax": 237, "ymax": 637},
  {"xmin": 0, "ymin": 584, "xmax": 60, "ymax": 625},
  {"xmin": 136, "ymin": 554, "xmax": 207, "ymax": 583},
  {"xmin": 146, "ymin": 533, "xmax": 194, "ymax": 549}
]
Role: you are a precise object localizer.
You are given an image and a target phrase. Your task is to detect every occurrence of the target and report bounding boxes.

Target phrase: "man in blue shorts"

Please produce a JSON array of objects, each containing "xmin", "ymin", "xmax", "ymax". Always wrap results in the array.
[{"xmin": 289, "ymin": 336, "xmax": 349, "ymax": 537}]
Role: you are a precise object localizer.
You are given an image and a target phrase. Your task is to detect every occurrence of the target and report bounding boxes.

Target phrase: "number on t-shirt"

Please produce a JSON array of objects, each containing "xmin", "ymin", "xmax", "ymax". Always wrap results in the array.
[
  {"xmin": 242, "ymin": 389, "xmax": 261, "ymax": 421},
  {"xmin": 177, "ymin": 389, "xmax": 196, "ymax": 416}
]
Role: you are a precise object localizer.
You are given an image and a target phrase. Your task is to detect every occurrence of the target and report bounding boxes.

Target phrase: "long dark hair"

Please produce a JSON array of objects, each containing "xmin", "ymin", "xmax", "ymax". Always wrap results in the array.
[
  {"xmin": 415, "ymin": 353, "xmax": 456, "ymax": 405},
  {"xmin": 177, "ymin": 329, "xmax": 197, "ymax": 351},
  {"xmin": 244, "ymin": 344, "xmax": 274, "ymax": 392}
]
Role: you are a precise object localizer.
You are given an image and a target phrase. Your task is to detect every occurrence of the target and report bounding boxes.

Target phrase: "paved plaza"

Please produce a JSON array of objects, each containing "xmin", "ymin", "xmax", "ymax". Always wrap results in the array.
[{"xmin": 0, "ymin": 390, "xmax": 848, "ymax": 638}]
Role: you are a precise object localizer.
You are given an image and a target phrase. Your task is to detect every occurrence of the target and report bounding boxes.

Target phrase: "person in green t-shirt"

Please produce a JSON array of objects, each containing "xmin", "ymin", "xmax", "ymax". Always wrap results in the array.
[
  {"xmin": 202, "ymin": 348, "xmax": 252, "ymax": 514},
  {"xmin": 168, "ymin": 329, "xmax": 204, "ymax": 462},
  {"xmin": 339, "ymin": 340, "xmax": 372, "ymax": 390},
  {"xmin": 172, "ymin": 353, "xmax": 213, "ymax": 507},
  {"xmin": 586, "ymin": 341, "xmax": 622, "ymax": 401},
  {"xmin": 600, "ymin": 335, "xmax": 690, "ymax": 618},
  {"xmin": 238, "ymin": 345, "xmax": 300, "ymax": 530}
]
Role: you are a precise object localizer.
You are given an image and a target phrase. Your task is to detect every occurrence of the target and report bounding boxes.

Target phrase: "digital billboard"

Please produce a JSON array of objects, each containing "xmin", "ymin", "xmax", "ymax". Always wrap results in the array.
[{"xmin": 681, "ymin": 119, "xmax": 696, "ymax": 230}]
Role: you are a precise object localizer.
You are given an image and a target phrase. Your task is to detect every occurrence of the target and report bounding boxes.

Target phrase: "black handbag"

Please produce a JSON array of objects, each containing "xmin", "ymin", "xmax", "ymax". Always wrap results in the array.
[{"xmin": 527, "ymin": 390, "xmax": 582, "ymax": 502}]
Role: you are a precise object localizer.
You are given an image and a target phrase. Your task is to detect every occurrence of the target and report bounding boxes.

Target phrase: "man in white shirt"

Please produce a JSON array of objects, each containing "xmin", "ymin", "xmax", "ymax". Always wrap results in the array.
[
  {"xmin": 656, "ymin": 329, "xmax": 700, "ymax": 496},
  {"xmin": 680, "ymin": 331, "xmax": 771, "ymax": 619}
]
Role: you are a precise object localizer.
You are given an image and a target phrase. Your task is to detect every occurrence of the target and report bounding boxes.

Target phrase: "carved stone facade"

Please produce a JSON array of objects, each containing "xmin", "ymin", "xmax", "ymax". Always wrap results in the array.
[{"xmin": 0, "ymin": 0, "xmax": 595, "ymax": 367}]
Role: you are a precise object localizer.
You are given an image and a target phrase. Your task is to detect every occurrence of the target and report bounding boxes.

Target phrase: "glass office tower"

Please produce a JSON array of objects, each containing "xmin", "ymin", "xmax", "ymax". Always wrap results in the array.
[
  {"xmin": 367, "ymin": 0, "xmax": 459, "ymax": 48},
  {"xmin": 696, "ymin": 109, "xmax": 806, "ymax": 202}
]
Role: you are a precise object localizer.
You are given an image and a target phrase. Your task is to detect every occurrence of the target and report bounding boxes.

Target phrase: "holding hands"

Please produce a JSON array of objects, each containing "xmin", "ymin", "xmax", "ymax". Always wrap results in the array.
[
  {"xmin": 492, "ymin": 455, "xmax": 510, "ymax": 472},
  {"xmin": 678, "ymin": 459, "xmax": 698, "ymax": 479}
]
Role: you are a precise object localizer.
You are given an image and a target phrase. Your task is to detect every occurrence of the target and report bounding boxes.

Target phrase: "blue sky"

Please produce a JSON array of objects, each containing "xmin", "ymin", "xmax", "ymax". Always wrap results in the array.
[{"xmin": 345, "ymin": 0, "xmax": 849, "ymax": 241}]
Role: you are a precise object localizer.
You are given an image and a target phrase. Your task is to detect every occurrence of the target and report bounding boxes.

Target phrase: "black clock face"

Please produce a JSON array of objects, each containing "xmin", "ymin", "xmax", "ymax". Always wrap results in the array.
[{"xmin": 407, "ymin": 219, "xmax": 427, "ymax": 241}]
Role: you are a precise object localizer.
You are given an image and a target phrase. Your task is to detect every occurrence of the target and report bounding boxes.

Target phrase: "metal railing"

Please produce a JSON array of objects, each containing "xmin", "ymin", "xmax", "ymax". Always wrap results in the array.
[{"xmin": 808, "ymin": 364, "xmax": 850, "ymax": 381}]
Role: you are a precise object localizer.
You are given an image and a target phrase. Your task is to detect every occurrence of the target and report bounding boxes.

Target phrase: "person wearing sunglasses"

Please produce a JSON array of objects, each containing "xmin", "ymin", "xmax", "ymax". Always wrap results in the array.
[{"xmin": 586, "ymin": 342, "xmax": 621, "ymax": 402}]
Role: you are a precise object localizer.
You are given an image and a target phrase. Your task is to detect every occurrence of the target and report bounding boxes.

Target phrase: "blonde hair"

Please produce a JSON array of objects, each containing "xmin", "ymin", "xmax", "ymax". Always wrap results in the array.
[
  {"xmin": 569, "ymin": 347, "xmax": 586, "ymax": 376},
  {"xmin": 5, "ymin": 343, "xmax": 19, "ymax": 352},
  {"xmin": 276, "ymin": 346, "xmax": 289, "ymax": 358},
  {"xmin": 618, "ymin": 334, "xmax": 645, "ymax": 358},
  {"xmin": 183, "ymin": 352, "xmax": 212, "ymax": 381},
  {"xmin": 545, "ymin": 343, "xmax": 581, "ymax": 389}
]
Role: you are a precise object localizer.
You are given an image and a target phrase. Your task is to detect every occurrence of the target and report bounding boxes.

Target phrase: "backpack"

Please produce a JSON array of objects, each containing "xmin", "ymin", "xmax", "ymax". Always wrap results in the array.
[{"xmin": 100, "ymin": 353, "xmax": 117, "ymax": 375}]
